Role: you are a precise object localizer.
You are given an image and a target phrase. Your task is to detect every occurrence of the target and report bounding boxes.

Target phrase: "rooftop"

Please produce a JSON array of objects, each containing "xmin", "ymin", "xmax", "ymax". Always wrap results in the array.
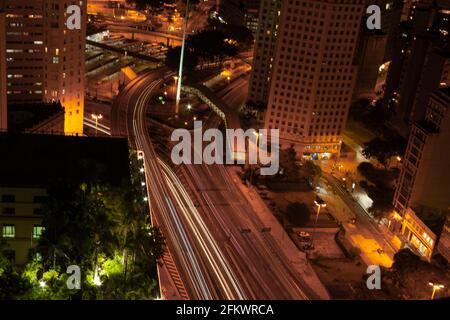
[
  {"xmin": 0, "ymin": 133, "xmax": 130, "ymax": 188},
  {"xmin": 7, "ymin": 102, "xmax": 64, "ymax": 133}
]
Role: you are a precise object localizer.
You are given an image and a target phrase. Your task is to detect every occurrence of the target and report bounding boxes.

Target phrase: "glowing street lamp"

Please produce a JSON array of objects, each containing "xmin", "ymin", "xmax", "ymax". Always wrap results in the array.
[
  {"xmin": 175, "ymin": 0, "xmax": 190, "ymax": 115},
  {"xmin": 93, "ymin": 271, "xmax": 102, "ymax": 286},
  {"xmin": 310, "ymin": 198, "xmax": 326, "ymax": 247},
  {"xmin": 91, "ymin": 113, "xmax": 103, "ymax": 136},
  {"xmin": 173, "ymin": 75, "xmax": 179, "ymax": 96},
  {"xmin": 429, "ymin": 282, "xmax": 444, "ymax": 300}
]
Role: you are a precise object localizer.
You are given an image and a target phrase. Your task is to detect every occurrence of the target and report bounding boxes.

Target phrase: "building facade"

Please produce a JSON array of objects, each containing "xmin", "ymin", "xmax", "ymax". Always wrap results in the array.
[
  {"xmin": 0, "ymin": 186, "xmax": 46, "ymax": 266},
  {"xmin": 393, "ymin": 88, "xmax": 450, "ymax": 215},
  {"xmin": 392, "ymin": 208, "xmax": 437, "ymax": 260},
  {"xmin": 4, "ymin": 0, "xmax": 86, "ymax": 135},
  {"xmin": 263, "ymin": 0, "xmax": 365, "ymax": 158},
  {"xmin": 247, "ymin": 0, "xmax": 281, "ymax": 108},
  {"xmin": 383, "ymin": 0, "xmax": 450, "ymax": 137},
  {"xmin": 0, "ymin": 0, "xmax": 7, "ymax": 131},
  {"xmin": 437, "ymin": 211, "xmax": 450, "ymax": 262}
]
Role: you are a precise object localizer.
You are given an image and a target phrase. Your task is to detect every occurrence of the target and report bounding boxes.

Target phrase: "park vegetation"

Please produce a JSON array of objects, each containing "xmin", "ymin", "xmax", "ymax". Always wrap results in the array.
[{"xmin": 0, "ymin": 152, "xmax": 165, "ymax": 300}]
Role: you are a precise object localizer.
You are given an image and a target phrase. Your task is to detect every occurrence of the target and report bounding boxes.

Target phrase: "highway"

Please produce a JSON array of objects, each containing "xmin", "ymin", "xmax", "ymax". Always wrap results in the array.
[
  {"xmin": 174, "ymin": 87, "xmax": 322, "ymax": 299},
  {"xmin": 111, "ymin": 68, "xmax": 328, "ymax": 299},
  {"xmin": 112, "ymin": 69, "xmax": 247, "ymax": 299}
]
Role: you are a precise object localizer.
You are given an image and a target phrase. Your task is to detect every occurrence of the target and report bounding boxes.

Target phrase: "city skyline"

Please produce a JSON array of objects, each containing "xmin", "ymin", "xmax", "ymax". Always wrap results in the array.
[{"xmin": 0, "ymin": 0, "xmax": 449, "ymax": 303}]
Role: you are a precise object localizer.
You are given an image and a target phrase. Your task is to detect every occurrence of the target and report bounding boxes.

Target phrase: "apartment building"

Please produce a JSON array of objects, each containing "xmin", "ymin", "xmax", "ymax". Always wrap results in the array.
[
  {"xmin": 263, "ymin": 0, "xmax": 365, "ymax": 158},
  {"xmin": 0, "ymin": 187, "xmax": 47, "ymax": 265},
  {"xmin": 4, "ymin": 0, "xmax": 86, "ymax": 135}
]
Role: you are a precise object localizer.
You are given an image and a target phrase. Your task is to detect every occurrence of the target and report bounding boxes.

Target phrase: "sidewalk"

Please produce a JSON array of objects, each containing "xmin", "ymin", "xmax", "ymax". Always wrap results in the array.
[{"xmin": 227, "ymin": 166, "xmax": 330, "ymax": 300}]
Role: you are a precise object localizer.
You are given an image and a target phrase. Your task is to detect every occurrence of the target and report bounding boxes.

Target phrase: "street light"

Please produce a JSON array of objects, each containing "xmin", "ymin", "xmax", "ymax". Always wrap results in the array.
[
  {"xmin": 310, "ymin": 197, "xmax": 326, "ymax": 247},
  {"xmin": 173, "ymin": 76, "xmax": 179, "ymax": 97},
  {"xmin": 429, "ymin": 282, "xmax": 444, "ymax": 300},
  {"xmin": 91, "ymin": 113, "xmax": 103, "ymax": 136},
  {"xmin": 175, "ymin": 0, "xmax": 190, "ymax": 115},
  {"xmin": 249, "ymin": 131, "xmax": 262, "ymax": 184}
]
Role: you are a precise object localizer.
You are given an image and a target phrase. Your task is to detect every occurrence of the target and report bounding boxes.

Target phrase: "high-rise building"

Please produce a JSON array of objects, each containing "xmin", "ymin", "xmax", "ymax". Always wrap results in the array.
[
  {"xmin": 352, "ymin": 0, "xmax": 404, "ymax": 99},
  {"xmin": 0, "ymin": 0, "xmax": 7, "ymax": 131},
  {"xmin": 353, "ymin": 30, "xmax": 387, "ymax": 98},
  {"xmin": 247, "ymin": 0, "xmax": 281, "ymax": 108},
  {"xmin": 393, "ymin": 88, "xmax": 450, "ymax": 216},
  {"xmin": 391, "ymin": 88, "xmax": 450, "ymax": 260},
  {"xmin": 5, "ymin": 0, "xmax": 86, "ymax": 135},
  {"xmin": 383, "ymin": 0, "xmax": 449, "ymax": 137},
  {"xmin": 243, "ymin": 0, "xmax": 261, "ymax": 35},
  {"xmin": 263, "ymin": 0, "xmax": 365, "ymax": 158}
]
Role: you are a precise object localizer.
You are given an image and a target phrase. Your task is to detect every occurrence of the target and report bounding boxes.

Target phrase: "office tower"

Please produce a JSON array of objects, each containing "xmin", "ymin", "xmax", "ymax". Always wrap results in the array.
[
  {"xmin": 0, "ymin": 0, "xmax": 7, "ymax": 131},
  {"xmin": 393, "ymin": 88, "xmax": 450, "ymax": 216},
  {"xmin": 263, "ymin": 0, "xmax": 365, "ymax": 158},
  {"xmin": 247, "ymin": 0, "xmax": 281, "ymax": 108},
  {"xmin": 5, "ymin": 0, "xmax": 86, "ymax": 135}
]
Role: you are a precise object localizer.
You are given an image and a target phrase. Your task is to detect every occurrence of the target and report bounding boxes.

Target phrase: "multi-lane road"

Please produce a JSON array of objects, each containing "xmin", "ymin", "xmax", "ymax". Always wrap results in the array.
[{"xmin": 111, "ymin": 68, "xmax": 328, "ymax": 300}]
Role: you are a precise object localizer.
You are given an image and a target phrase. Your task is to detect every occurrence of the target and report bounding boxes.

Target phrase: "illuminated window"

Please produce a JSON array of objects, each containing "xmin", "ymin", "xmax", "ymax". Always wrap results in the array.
[
  {"xmin": 2, "ymin": 225, "xmax": 15, "ymax": 238},
  {"xmin": 52, "ymin": 57, "xmax": 59, "ymax": 64},
  {"xmin": 32, "ymin": 226, "xmax": 45, "ymax": 239}
]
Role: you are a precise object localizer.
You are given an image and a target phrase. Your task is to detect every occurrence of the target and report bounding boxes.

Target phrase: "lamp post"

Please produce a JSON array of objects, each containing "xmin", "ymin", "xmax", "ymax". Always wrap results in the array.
[
  {"xmin": 173, "ymin": 75, "xmax": 178, "ymax": 98},
  {"xmin": 249, "ymin": 131, "xmax": 262, "ymax": 184},
  {"xmin": 429, "ymin": 282, "xmax": 444, "ymax": 300},
  {"xmin": 310, "ymin": 197, "xmax": 326, "ymax": 248},
  {"xmin": 91, "ymin": 113, "xmax": 103, "ymax": 136},
  {"xmin": 175, "ymin": 0, "xmax": 190, "ymax": 116},
  {"xmin": 396, "ymin": 156, "xmax": 402, "ymax": 168}
]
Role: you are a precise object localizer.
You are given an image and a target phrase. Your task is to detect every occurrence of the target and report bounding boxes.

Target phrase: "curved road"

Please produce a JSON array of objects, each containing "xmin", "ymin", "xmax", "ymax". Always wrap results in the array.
[
  {"xmin": 112, "ymin": 69, "xmax": 246, "ymax": 299},
  {"xmin": 112, "ymin": 69, "xmax": 326, "ymax": 300}
]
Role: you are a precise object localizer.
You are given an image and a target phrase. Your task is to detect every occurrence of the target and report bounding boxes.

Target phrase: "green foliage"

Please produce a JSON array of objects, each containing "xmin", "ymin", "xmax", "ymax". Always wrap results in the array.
[
  {"xmin": 278, "ymin": 147, "xmax": 300, "ymax": 181},
  {"xmin": 357, "ymin": 162, "xmax": 398, "ymax": 220},
  {"xmin": 165, "ymin": 46, "xmax": 199, "ymax": 74},
  {"xmin": 349, "ymin": 98, "xmax": 394, "ymax": 133},
  {"xmin": 300, "ymin": 161, "xmax": 322, "ymax": 187},
  {"xmin": 285, "ymin": 203, "xmax": 311, "ymax": 227},
  {"xmin": 362, "ymin": 130, "xmax": 406, "ymax": 168},
  {"xmin": 1, "ymin": 150, "xmax": 165, "ymax": 300},
  {"xmin": 187, "ymin": 30, "xmax": 238, "ymax": 63},
  {"xmin": 0, "ymin": 255, "xmax": 30, "ymax": 299}
]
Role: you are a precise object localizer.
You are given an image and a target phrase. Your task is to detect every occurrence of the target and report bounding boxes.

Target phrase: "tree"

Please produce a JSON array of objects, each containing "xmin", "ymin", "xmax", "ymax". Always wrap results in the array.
[
  {"xmin": 362, "ymin": 130, "xmax": 406, "ymax": 168},
  {"xmin": 165, "ymin": 46, "xmax": 199, "ymax": 74},
  {"xmin": 187, "ymin": 30, "xmax": 238, "ymax": 65},
  {"xmin": 0, "ymin": 254, "xmax": 30, "ymax": 299},
  {"xmin": 301, "ymin": 160, "xmax": 322, "ymax": 187},
  {"xmin": 285, "ymin": 203, "xmax": 311, "ymax": 227},
  {"xmin": 277, "ymin": 147, "xmax": 300, "ymax": 181}
]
